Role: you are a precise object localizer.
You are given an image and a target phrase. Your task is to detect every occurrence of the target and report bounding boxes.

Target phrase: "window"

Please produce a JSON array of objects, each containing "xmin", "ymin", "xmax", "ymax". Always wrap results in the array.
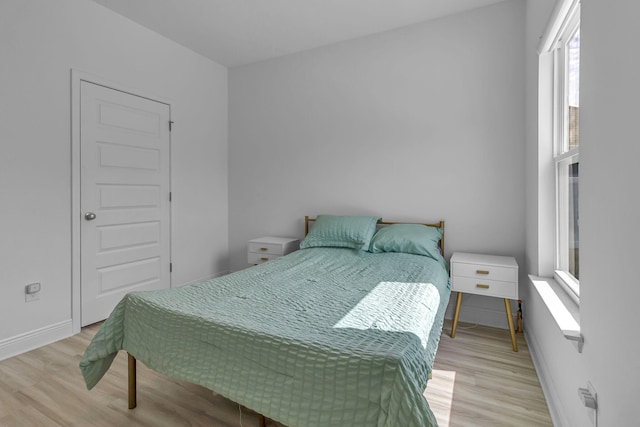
[{"xmin": 552, "ymin": 4, "xmax": 580, "ymax": 298}]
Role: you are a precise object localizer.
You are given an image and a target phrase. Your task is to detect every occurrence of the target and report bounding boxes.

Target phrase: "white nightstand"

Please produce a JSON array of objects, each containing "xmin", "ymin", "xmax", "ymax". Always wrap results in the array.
[
  {"xmin": 450, "ymin": 252, "xmax": 519, "ymax": 351},
  {"xmin": 248, "ymin": 236, "xmax": 300, "ymax": 266}
]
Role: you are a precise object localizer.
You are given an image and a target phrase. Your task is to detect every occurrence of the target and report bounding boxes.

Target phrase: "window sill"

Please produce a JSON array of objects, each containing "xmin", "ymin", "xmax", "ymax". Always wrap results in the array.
[{"xmin": 528, "ymin": 274, "xmax": 583, "ymax": 353}]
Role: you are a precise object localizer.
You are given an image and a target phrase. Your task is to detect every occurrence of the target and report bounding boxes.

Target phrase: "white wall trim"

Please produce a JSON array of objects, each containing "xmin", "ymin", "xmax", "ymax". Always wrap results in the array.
[
  {"xmin": 70, "ymin": 69, "xmax": 82, "ymax": 335},
  {"xmin": 537, "ymin": 0, "xmax": 580, "ymax": 54},
  {"xmin": 529, "ymin": 275, "xmax": 582, "ymax": 353},
  {"xmin": 0, "ymin": 320, "xmax": 73, "ymax": 362},
  {"xmin": 525, "ymin": 326, "xmax": 570, "ymax": 427},
  {"xmin": 70, "ymin": 68, "xmax": 173, "ymax": 334}
]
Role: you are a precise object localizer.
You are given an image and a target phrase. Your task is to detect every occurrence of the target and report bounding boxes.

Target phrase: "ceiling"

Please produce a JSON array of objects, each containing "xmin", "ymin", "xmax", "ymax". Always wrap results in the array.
[{"xmin": 91, "ymin": 0, "xmax": 506, "ymax": 68}]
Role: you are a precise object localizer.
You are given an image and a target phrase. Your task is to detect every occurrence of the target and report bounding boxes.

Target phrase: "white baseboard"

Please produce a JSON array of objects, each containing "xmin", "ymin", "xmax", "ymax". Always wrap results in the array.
[
  {"xmin": 0, "ymin": 320, "xmax": 74, "ymax": 362},
  {"xmin": 525, "ymin": 328, "xmax": 566, "ymax": 427},
  {"xmin": 444, "ymin": 299, "xmax": 513, "ymax": 330}
]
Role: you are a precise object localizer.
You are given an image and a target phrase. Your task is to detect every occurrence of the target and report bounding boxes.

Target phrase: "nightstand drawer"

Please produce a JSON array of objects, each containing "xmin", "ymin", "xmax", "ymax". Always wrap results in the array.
[
  {"xmin": 248, "ymin": 252, "xmax": 280, "ymax": 265},
  {"xmin": 247, "ymin": 237, "xmax": 300, "ymax": 266},
  {"xmin": 451, "ymin": 276, "xmax": 517, "ymax": 299},
  {"xmin": 248, "ymin": 241, "xmax": 286, "ymax": 255},
  {"xmin": 452, "ymin": 262, "xmax": 517, "ymax": 283}
]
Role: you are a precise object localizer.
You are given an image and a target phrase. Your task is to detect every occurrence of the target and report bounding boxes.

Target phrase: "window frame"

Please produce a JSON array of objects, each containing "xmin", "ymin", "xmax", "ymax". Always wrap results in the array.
[{"xmin": 551, "ymin": 3, "xmax": 581, "ymax": 303}]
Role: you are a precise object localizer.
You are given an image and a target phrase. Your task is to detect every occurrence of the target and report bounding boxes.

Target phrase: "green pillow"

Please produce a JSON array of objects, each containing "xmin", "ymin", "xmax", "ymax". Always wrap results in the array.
[
  {"xmin": 300, "ymin": 215, "xmax": 380, "ymax": 250},
  {"xmin": 369, "ymin": 224, "xmax": 443, "ymax": 259}
]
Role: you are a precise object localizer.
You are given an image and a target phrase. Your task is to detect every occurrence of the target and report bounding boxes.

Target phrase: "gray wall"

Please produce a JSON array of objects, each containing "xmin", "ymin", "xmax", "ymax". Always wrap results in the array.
[
  {"xmin": 229, "ymin": 0, "xmax": 526, "ymax": 328},
  {"xmin": 580, "ymin": 1, "xmax": 640, "ymax": 422},
  {"xmin": 0, "ymin": 0, "xmax": 228, "ymax": 354},
  {"xmin": 524, "ymin": 0, "xmax": 640, "ymax": 425}
]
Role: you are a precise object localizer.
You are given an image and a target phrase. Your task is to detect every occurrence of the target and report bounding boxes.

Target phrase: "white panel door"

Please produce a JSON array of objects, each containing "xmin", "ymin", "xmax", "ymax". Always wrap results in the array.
[{"xmin": 80, "ymin": 81, "xmax": 171, "ymax": 326}]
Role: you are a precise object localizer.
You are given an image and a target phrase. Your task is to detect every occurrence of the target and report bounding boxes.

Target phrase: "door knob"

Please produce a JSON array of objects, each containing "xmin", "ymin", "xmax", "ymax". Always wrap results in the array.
[{"xmin": 85, "ymin": 212, "xmax": 97, "ymax": 221}]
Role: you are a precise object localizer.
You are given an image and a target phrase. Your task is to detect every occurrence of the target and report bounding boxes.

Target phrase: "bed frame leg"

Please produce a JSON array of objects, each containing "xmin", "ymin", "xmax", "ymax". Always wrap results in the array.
[
  {"xmin": 128, "ymin": 353, "xmax": 137, "ymax": 409},
  {"xmin": 259, "ymin": 414, "xmax": 266, "ymax": 427}
]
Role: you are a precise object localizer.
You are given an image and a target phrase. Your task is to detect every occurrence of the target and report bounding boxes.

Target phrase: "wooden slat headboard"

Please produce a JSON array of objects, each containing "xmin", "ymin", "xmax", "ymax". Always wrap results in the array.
[{"xmin": 304, "ymin": 216, "xmax": 445, "ymax": 255}]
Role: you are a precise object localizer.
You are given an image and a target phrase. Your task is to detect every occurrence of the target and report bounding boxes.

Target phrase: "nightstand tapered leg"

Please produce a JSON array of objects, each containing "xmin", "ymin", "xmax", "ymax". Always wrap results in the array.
[
  {"xmin": 504, "ymin": 298, "xmax": 518, "ymax": 352},
  {"xmin": 451, "ymin": 292, "xmax": 463, "ymax": 338},
  {"xmin": 128, "ymin": 353, "xmax": 137, "ymax": 409}
]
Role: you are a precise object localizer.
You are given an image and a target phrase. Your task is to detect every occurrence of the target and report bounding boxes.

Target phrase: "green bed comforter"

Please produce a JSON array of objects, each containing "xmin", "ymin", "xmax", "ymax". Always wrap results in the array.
[{"xmin": 80, "ymin": 247, "xmax": 450, "ymax": 427}]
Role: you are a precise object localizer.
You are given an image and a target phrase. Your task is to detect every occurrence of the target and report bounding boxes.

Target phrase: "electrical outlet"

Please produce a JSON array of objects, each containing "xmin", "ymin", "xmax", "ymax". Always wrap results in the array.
[
  {"xmin": 26, "ymin": 282, "xmax": 41, "ymax": 294},
  {"xmin": 579, "ymin": 381, "xmax": 597, "ymax": 426},
  {"xmin": 25, "ymin": 282, "xmax": 41, "ymax": 303},
  {"xmin": 587, "ymin": 381, "xmax": 597, "ymax": 426},
  {"xmin": 25, "ymin": 292, "xmax": 40, "ymax": 302}
]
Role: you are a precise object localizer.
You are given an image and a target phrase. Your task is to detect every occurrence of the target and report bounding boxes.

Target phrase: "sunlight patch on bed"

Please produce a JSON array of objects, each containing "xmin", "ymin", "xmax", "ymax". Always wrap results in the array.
[{"xmin": 333, "ymin": 281, "xmax": 440, "ymax": 348}]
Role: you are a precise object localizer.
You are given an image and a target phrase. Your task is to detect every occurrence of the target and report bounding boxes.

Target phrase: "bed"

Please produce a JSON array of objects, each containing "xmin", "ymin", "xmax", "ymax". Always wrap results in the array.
[{"xmin": 80, "ymin": 215, "xmax": 451, "ymax": 427}]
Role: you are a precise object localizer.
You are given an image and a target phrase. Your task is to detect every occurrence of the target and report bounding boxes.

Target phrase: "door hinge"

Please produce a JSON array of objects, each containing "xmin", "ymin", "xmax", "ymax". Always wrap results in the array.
[
  {"xmin": 169, "ymin": 192, "xmax": 172, "ymax": 202},
  {"xmin": 169, "ymin": 120, "xmax": 174, "ymax": 131},
  {"xmin": 170, "ymin": 263, "xmax": 173, "ymax": 273}
]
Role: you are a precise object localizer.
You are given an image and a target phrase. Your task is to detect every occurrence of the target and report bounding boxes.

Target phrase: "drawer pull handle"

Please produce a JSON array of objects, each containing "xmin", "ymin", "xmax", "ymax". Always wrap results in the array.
[
  {"xmin": 260, "ymin": 257, "xmax": 269, "ymax": 261},
  {"xmin": 476, "ymin": 284, "xmax": 490, "ymax": 289},
  {"xmin": 476, "ymin": 269, "xmax": 490, "ymax": 275},
  {"xmin": 260, "ymin": 247, "xmax": 269, "ymax": 251}
]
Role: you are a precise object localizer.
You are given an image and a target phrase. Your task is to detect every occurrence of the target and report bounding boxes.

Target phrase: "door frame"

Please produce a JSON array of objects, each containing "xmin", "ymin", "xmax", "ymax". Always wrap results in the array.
[{"xmin": 71, "ymin": 69, "xmax": 173, "ymax": 334}]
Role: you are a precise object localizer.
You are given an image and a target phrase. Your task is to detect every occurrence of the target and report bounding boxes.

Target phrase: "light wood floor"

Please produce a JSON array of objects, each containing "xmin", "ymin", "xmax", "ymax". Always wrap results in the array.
[
  {"xmin": 0, "ymin": 320, "xmax": 552, "ymax": 427},
  {"xmin": 425, "ymin": 321, "xmax": 552, "ymax": 426}
]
